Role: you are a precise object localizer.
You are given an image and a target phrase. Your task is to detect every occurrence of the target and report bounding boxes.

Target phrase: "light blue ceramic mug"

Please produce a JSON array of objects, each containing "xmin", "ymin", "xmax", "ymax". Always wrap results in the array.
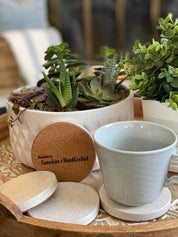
[{"xmin": 94, "ymin": 121, "xmax": 178, "ymax": 206}]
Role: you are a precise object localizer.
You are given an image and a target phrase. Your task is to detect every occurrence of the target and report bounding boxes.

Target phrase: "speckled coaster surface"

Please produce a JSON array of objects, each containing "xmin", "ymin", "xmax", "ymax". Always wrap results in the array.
[
  {"xmin": 32, "ymin": 122, "xmax": 96, "ymax": 182},
  {"xmin": 0, "ymin": 171, "xmax": 57, "ymax": 213},
  {"xmin": 28, "ymin": 182, "xmax": 100, "ymax": 225},
  {"xmin": 99, "ymin": 184, "xmax": 171, "ymax": 222}
]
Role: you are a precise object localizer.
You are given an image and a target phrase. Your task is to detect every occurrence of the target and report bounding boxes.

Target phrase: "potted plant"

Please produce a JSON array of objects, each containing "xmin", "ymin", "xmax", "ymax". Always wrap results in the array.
[
  {"xmin": 7, "ymin": 43, "xmax": 133, "ymax": 170},
  {"xmin": 125, "ymin": 14, "xmax": 178, "ymax": 171},
  {"xmin": 125, "ymin": 14, "xmax": 178, "ymax": 131}
]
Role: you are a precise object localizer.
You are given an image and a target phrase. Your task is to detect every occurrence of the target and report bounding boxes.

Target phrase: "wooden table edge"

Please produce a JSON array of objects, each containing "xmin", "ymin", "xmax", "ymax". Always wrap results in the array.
[{"xmin": 19, "ymin": 215, "xmax": 178, "ymax": 234}]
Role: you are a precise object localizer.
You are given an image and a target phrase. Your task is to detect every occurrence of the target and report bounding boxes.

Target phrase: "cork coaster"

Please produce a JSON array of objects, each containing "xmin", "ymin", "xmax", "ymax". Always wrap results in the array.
[
  {"xmin": 32, "ymin": 122, "xmax": 96, "ymax": 182},
  {"xmin": 28, "ymin": 182, "xmax": 100, "ymax": 225},
  {"xmin": 99, "ymin": 185, "xmax": 171, "ymax": 222},
  {"xmin": 0, "ymin": 171, "xmax": 58, "ymax": 212}
]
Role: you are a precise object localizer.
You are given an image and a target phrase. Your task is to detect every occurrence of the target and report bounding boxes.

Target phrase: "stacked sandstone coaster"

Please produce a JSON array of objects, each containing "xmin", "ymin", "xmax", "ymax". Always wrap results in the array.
[
  {"xmin": 0, "ymin": 171, "xmax": 100, "ymax": 225},
  {"xmin": 0, "ymin": 120, "xmax": 100, "ymax": 225}
]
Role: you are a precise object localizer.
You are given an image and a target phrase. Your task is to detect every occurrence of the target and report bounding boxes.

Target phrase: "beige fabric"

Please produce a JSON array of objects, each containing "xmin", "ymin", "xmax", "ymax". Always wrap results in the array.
[{"xmin": 0, "ymin": 138, "xmax": 178, "ymax": 226}]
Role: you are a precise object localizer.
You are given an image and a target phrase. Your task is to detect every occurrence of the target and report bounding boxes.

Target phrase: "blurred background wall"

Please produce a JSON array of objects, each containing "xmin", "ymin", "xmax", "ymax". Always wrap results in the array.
[{"xmin": 48, "ymin": 0, "xmax": 178, "ymax": 60}]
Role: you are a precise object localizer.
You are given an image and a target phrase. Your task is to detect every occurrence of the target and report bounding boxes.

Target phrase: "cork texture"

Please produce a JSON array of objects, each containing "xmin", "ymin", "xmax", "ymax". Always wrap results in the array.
[{"xmin": 32, "ymin": 122, "xmax": 96, "ymax": 182}]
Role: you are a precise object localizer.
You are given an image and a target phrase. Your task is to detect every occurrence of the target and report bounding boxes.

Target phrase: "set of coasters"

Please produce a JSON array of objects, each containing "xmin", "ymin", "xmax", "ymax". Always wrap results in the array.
[
  {"xmin": 0, "ymin": 171, "xmax": 172, "ymax": 224},
  {"xmin": 0, "ymin": 171, "xmax": 99, "ymax": 225},
  {"xmin": 0, "ymin": 122, "xmax": 99, "ymax": 224}
]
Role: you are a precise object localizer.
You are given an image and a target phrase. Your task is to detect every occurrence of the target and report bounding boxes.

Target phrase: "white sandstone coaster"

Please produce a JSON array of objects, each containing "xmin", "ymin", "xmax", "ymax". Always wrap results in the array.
[
  {"xmin": 99, "ymin": 184, "xmax": 171, "ymax": 222},
  {"xmin": 28, "ymin": 182, "xmax": 100, "ymax": 225},
  {"xmin": 0, "ymin": 171, "xmax": 57, "ymax": 213}
]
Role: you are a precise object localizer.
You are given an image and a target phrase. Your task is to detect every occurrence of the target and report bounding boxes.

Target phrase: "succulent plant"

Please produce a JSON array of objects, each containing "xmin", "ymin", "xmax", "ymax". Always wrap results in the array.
[
  {"xmin": 42, "ymin": 54, "xmax": 127, "ymax": 110},
  {"xmin": 42, "ymin": 43, "xmax": 88, "ymax": 76},
  {"xmin": 78, "ymin": 56, "xmax": 128, "ymax": 109},
  {"xmin": 8, "ymin": 43, "xmax": 129, "ymax": 128},
  {"xmin": 99, "ymin": 45, "xmax": 119, "ymax": 63},
  {"xmin": 40, "ymin": 43, "xmax": 128, "ymax": 110},
  {"xmin": 43, "ymin": 58, "xmax": 79, "ymax": 111},
  {"xmin": 37, "ymin": 43, "xmax": 88, "ymax": 88}
]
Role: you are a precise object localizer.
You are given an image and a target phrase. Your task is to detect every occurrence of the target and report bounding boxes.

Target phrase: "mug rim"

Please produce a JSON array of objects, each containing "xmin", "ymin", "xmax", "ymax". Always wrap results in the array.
[{"xmin": 94, "ymin": 120, "xmax": 177, "ymax": 155}]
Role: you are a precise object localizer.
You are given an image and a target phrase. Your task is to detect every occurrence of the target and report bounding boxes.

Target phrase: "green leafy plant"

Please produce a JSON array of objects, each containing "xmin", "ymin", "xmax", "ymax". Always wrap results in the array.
[
  {"xmin": 166, "ymin": 91, "xmax": 178, "ymax": 110},
  {"xmin": 126, "ymin": 13, "xmax": 178, "ymax": 110}
]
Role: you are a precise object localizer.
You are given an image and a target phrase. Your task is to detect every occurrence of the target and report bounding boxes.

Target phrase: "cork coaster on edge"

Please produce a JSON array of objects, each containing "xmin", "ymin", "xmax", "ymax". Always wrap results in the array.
[
  {"xmin": 0, "ymin": 171, "xmax": 58, "ymax": 212},
  {"xmin": 28, "ymin": 182, "xmax": 100, "ymax": 225},
  {"xmin": 32, "ymin": 122, "xmax": 96, "ymax": 182}
]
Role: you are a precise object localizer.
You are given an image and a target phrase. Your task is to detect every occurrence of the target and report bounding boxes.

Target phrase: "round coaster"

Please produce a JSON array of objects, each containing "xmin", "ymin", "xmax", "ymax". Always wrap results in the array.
[
  {"xmin": 0, "ymin": 171, "xmax": 57, "ymax": 213},
  {"xmin": 28, "ymin": 182, "xmax": 100, "ymax": 225},
  {"xmin": 32, "ymin": 122, "xmax": 96, "ymax": 182},
  {"xmin": 99, "ymin": 184, "xmax": 171, "ymax": 222}
]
